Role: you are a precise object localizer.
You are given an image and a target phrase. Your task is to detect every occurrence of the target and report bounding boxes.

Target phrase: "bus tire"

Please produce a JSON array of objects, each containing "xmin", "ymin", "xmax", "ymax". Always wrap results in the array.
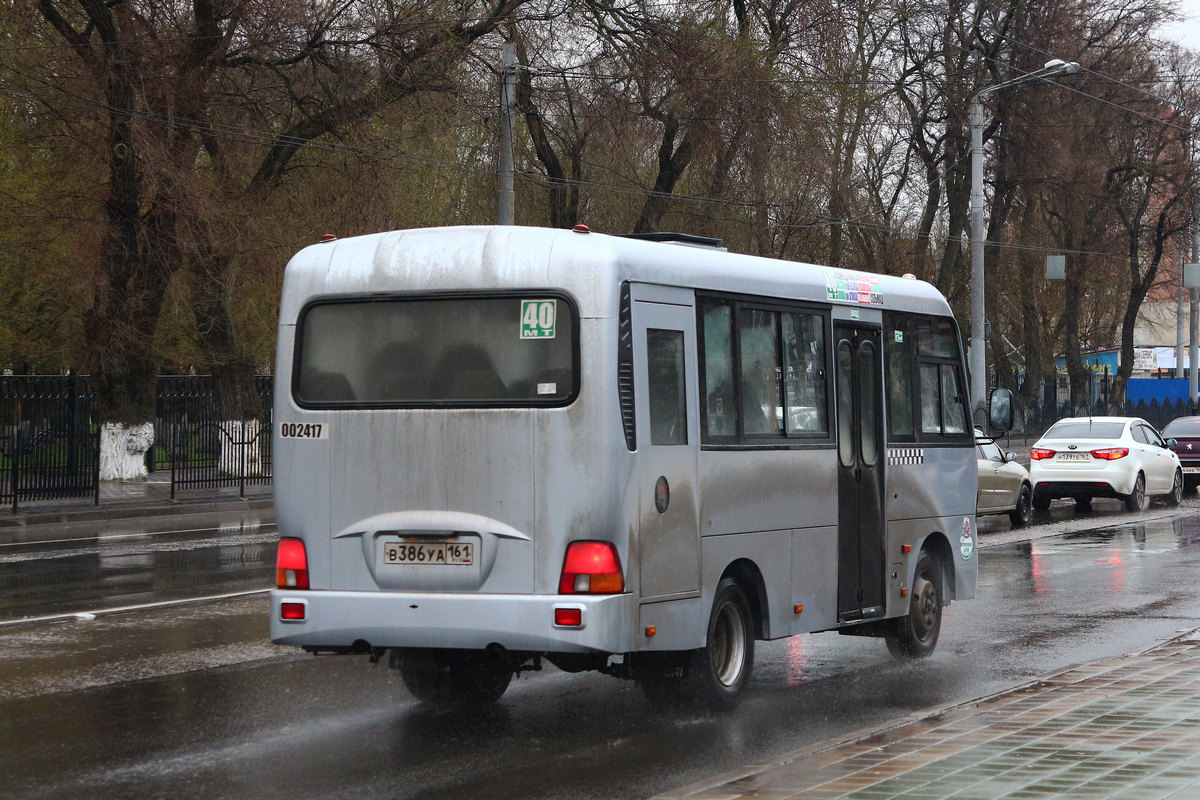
[
  {"xmin": 885, "ymin": 550, "xmax": 942, "ymax": 659},
  {"xmin": 691, "ymin": 576, "xmax": 755, "ymax": 711},
  {"xmin": 393, "ymin": 648, "xmax": 512, "ymax": 705}
]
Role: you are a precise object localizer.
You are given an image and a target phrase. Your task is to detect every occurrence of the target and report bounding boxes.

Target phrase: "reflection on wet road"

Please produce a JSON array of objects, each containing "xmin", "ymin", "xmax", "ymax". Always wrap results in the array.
[{"xmin": 0, "ymin": 523, "xmax": 277, "ymax": 621}]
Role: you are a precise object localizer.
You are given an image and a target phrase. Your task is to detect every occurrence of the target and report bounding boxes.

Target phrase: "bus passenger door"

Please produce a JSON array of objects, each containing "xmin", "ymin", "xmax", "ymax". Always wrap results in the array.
[
  {"xmin": 834, "ymin": 324, "xmax": 885, "ymax": 622},
  {"xmin": 633, "ymin": 291, "xmax": 700, "ymax": 600}
]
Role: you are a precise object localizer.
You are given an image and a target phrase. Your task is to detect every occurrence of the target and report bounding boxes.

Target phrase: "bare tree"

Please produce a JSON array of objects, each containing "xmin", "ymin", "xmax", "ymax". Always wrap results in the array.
[{"xmin": 33, "ymin": 0, "xmax": 530, "ymax": 477}]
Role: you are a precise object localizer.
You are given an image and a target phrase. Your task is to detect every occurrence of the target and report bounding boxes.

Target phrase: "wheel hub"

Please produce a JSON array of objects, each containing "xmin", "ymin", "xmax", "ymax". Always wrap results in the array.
[{"xmin": 712, "ymin": 601, "xmax": 747, "ymax": 686}]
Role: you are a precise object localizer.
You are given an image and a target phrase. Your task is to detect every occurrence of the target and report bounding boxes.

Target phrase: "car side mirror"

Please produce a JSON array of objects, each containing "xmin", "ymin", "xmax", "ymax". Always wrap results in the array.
[
  {"xmin": 1166, "ymin": 438, "xmax": 1177, "ymax": 448},
  {"xmin": 1005, "ymin": 451, "xmax": 1017, "ymax": 463}
]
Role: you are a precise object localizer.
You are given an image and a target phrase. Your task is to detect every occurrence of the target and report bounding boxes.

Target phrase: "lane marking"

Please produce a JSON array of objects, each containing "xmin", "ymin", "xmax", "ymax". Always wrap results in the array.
[
  {"xmin": 0, "ymin": 522, "xmax": 278, "ymax": 550},
  {"xmin": 0, "ymin": 589, "xmax": 270, "ymax": 630}
]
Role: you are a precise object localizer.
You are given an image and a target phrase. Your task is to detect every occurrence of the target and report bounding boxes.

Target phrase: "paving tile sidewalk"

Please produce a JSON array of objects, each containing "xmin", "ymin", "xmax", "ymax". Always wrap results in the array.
[{"xmin": 656, "ymin": 630, "xmax": 1200, "ymax": 800}]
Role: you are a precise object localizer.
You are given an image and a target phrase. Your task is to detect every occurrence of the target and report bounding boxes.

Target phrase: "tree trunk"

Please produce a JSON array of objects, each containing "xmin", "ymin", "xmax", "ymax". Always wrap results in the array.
[
  {"xmin": 633, "ymin": 117, "xmax": 695, "ymax": 234},
  {"xmin": 99, "ymin": 422, "xmax": 154, "ymax": 481}
]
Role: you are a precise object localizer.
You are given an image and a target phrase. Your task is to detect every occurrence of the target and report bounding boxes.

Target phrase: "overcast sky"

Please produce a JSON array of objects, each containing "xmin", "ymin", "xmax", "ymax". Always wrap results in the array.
[{"xmin": 1162, "ymin": 0, "xmax": 1200, "ymax": 50}]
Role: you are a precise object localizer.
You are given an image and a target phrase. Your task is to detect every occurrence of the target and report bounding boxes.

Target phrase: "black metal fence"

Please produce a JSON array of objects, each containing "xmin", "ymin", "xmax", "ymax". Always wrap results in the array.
[
  {"xmin": 156, "ymin": 375, "xmax": 273, "ymax": 498},
  {"xmin": 2, "ymin": 374, "xmax": 272, "ymax": 511},
  {"xmin": 0, "ymin": 374, "xmax": 100, "ymax": 512}
]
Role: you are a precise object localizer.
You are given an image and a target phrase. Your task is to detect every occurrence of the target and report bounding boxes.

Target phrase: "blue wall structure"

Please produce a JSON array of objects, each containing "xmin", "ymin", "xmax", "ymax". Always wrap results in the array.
[{"xmin": 1127, "ymin": 378, "xmax": 1189, "ymax": 404}]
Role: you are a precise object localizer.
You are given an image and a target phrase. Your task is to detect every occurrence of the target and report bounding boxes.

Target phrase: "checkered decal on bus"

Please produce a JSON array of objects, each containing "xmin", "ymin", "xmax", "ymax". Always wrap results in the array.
[{"xmin": 887, "ymin": 448, "xmax": 925, "ymax": 465}]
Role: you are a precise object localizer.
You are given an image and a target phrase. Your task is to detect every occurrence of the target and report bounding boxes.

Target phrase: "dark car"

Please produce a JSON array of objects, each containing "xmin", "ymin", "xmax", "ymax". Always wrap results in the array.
[{"xmin": 1161, "ymin": 416, "xmax": 1200, "ymax": 491}]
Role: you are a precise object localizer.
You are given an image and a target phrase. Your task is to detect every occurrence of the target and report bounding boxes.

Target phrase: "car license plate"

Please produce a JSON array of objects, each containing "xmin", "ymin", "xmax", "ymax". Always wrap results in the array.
[
  {"xmin": 1056, "ymin": 452, "xmax": 1090, "ymax": 461},
  {"xmin": 382, "ymin": 541, "xmax": 474, "ymax": 566},
  {"xmin": 1184, "ymin": 467, "xmax": 1200, "ymax": 474}
]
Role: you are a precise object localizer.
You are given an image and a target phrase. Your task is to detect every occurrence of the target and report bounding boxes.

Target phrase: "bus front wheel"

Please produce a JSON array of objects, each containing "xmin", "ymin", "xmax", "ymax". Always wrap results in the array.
[
  {"xmin": 886, "ymin": 550, "xmax": 943, "ymax": 659},
  {"xmin": 691, "ymin": 576, "xmax": 755, "ymax": 711}
]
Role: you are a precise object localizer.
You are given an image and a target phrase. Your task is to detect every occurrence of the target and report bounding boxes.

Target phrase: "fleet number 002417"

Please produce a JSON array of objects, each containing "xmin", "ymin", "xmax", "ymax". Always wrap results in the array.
[{"xmin": 279, "ymin": 423, "xmax": 326, "ymax": 439}]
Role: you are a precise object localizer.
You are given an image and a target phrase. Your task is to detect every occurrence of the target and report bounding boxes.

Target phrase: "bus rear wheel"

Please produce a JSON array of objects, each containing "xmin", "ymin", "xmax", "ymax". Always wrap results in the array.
[
  {"xmin": 391, "ymin": 648, "xmax": 513, "ymax": 705},
  {"xmin": 691, "ymin": 576, "xmax": 755, "ymax": 711},
  {"xmin": 886, "ymin": 550, "xmax": 943, "ymax": 659}
]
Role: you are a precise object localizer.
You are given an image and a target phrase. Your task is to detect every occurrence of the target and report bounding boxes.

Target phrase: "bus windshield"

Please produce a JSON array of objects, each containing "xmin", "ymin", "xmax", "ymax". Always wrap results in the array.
[{"xmin": 294, "ymin": 294, "xmax": 577, "ymax": 407}]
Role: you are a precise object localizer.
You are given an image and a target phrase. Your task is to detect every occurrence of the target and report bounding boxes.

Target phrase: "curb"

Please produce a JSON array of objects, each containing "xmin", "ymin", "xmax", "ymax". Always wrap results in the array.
[{"xmin": 0, "ymin": 496, "xmax": 275, "ymax": 543}]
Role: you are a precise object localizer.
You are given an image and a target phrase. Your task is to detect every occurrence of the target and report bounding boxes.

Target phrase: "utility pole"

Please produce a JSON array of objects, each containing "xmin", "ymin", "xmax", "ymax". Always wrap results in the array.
[
  {"xmin": 1177, "ymin": 244, "xmax": 1186, "ymax": 378},
  {"xmin": 1191, "ymin": 208, "xmax": 1199, "ymax": 409},
  {"xmin": 498, "ymin": 42, "xmax": 517, "ymax": 225},
  {"xmin": 968, "ymin": 59, "xmax": 1079, "ymax": 419}
]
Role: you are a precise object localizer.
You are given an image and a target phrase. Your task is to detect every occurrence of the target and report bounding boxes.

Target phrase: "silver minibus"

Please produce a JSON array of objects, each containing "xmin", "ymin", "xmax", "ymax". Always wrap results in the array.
[{"xmin": 271, "ymin": 224, "xmax": 1011, "ymax": 710}]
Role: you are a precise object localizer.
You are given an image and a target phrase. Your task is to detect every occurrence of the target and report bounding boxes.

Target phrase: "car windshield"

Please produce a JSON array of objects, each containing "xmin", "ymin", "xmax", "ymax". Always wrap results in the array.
[
  {"xmin": 1042, "ymin": 420, "xmax": 1125, "ymax": 440},
  {"xmin": 1162, "ymin": 418, "xmax": 1200, "ymax": 436}
]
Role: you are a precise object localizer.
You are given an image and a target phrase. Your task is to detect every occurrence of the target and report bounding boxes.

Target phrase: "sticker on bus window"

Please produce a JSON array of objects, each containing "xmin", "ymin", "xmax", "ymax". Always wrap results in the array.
[
  {"xmin": 895, "ymin": 330, "xmax": 904, "ymax": 343},
  {"xmin": 520, "ymin": 299, "xmax": 557, "ymax": 340},
  {"xmin": 537, "ymin": 383, "xmax": 557, "ymax": 395}
]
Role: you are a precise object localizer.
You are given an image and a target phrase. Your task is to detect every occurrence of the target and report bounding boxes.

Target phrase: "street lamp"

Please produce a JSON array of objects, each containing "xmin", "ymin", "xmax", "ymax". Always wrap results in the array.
[{"xmin": 969, "ymin": 58, "xmax": 1080, "ymax": 417}]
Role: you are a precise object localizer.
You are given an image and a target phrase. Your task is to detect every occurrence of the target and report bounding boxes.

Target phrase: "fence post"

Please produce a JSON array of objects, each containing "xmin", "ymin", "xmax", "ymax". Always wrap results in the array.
[
  {"xmin": 68, "ymin": 367, "xmax": 79, "ymax": 477},
  {"xmin": 11, "ymin": 427, "xmax": 20, "ymax": 513},
  {"xmin": 239, "ymin": 423, "xmax": 247, "ymax": 498},
  {"xmin": 93, "ymin": 427, "xmax": 100, "ymax": 506}
]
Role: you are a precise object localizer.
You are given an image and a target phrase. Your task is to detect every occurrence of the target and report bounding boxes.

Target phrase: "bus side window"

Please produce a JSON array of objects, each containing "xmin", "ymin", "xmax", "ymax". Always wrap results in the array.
[
  {"xmin": 701, "ymin": 302, "xmax": 736, "ymax": 439},
  {"xmin": 739, "ymin": 308, "xmax": 781, "ymax": 435},
  {"xmin": 919, "ymin": 363, "xmax": 941, "ymax": 434},
  {"xmin": 783, "ymin": 312, "xmax": 828, "ymax": 434},
  {"xmin": 939, "ymin": 364, "xmax": 966, "ymax": 433},
  {"xmin": 916, "ymin": 315, "xmax": 969, "ymax": 437},
  {"xmin": 885, "ymin": 314, "xmax": 915, "ymax": 441},
  {"xmin": 647, "ymin": 329, "xmax": 687, "ymax": 446}
]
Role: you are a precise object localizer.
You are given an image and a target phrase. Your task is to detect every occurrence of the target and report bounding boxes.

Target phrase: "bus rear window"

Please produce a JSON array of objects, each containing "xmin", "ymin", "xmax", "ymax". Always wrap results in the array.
[{"xmin": 294, "ymin": 294, "xmax": 577, "ymax": 407}]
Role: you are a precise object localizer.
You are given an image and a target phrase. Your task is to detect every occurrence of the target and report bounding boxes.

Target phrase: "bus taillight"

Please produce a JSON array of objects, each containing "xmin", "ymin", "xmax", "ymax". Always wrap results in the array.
[
  {"xmin": 277, "ymin": 538, "xmax": 310, "ymax": 589},
  {"xmin": 559, "ymin": 541, "xmax": 624, "ymax": 594}
]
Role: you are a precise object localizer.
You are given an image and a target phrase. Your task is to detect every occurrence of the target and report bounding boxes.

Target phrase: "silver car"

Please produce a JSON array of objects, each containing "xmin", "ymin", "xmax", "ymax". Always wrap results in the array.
[
  {"xmin": 1029, "ymin": 416, "xmax": 1183, "ymax": 512},
  {"xmin": 976, "ymin": 431, "xmax": 1033, "ymax": 526}
]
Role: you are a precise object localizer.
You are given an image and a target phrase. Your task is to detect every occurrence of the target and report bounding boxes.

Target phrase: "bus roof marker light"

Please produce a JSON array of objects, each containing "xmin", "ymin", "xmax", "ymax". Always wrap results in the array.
[
  {"xmin": 319, "ymin": 233, "xmax": 337, "ymax": 242},
  {"xmin": 572, "ymin": 224, "xmax": 591, "ymax": 233}
]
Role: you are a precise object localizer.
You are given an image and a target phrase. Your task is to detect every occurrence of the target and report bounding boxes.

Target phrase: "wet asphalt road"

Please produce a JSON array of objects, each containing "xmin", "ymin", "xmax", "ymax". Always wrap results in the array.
[{"xmin": 4, "ymin": 500, "xmax": 1200, "ymax": 799}]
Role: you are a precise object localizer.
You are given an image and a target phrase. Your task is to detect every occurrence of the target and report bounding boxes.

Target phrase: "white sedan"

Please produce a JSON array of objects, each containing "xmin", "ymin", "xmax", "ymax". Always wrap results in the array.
[{"xmin": 1029, "ymin": 416, "xmax": 1183, "ymax": 512}]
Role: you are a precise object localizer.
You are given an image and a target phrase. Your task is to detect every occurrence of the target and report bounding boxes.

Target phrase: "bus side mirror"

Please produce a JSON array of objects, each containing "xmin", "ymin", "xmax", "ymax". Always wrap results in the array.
[{"xmin": 988, "ymin": 388, "xmax": 1013, "ymax": 434}]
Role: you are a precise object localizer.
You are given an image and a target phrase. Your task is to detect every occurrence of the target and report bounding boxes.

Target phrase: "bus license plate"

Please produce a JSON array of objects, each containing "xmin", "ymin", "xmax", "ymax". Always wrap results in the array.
[
  {"xmin": 383, "ymin": 541, "xmax": 474, "ymax": 566},
  {"xmin": 1056, "ymin": 453, "xmax": 1089, "ymax": 461}
]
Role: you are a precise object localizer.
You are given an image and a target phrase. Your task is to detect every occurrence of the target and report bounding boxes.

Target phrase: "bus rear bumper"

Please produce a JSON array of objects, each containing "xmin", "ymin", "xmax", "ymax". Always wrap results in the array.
[{"xmin": 270, "ymin": 589, "xmax": 637, "ymax": 654}]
